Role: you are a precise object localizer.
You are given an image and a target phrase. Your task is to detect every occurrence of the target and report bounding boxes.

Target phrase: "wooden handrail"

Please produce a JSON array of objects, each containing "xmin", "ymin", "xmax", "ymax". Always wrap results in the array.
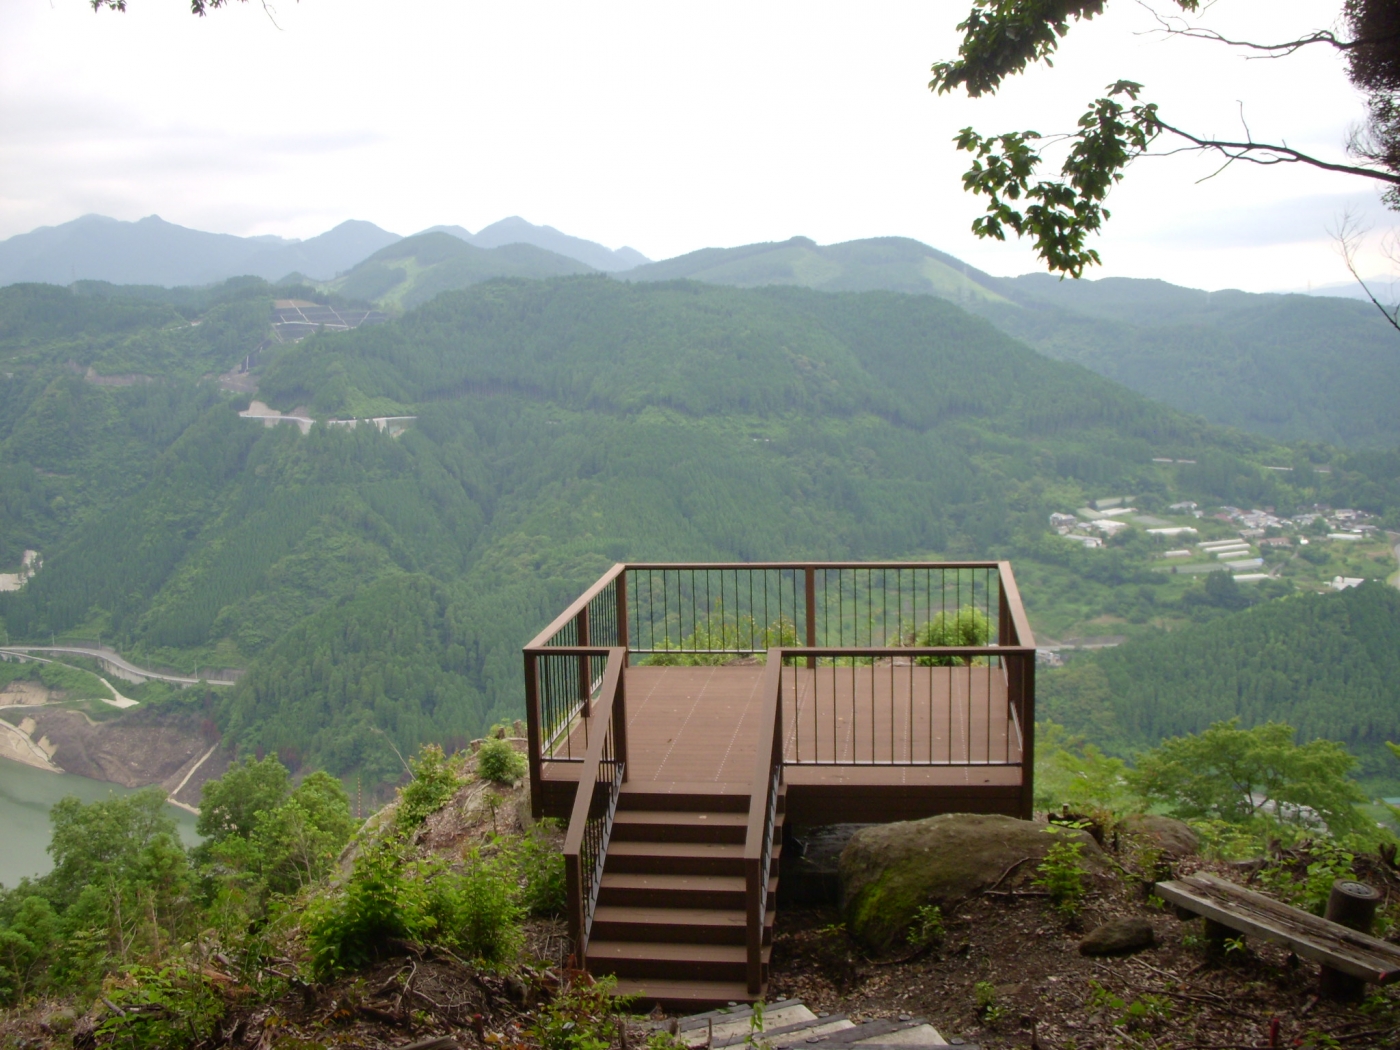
[
  {"xmin": 744, "ymin": 651, "xmax": 784, "ymax": 863},
  {"xmin": 525, "ymin": 564, "xmax": 626, "ymax": 650},
  {"xmin": 770, "ymin": 645, "xmax": 1035, "ymax": 658},
  {"xmin": 743, "ymin": 649, "xmax": 785, "ymax": 994},
  {"xmin": 562, "ymin": 646, "xmax": 627, "ymax": 952},
  {"xmin": 997, "ymin": 561, "xmax": 1036, "ymax": 649},
  {"xmin": 561, "ymin": 647, "xmax": 626, "ymax": 854},
  {"xmin": 624, "ymin": 561, "xmax": 1005, "ymax": 570}
]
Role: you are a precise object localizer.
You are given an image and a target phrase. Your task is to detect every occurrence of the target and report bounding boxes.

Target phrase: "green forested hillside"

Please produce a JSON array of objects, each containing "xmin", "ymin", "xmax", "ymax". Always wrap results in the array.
[
  {"xmin": 1040, "ymin": 583, "xmax": 1400, "ymax": 786},
  {"xmin": 982, "ymin": 279, "xmax": 1400, "ymax": 448},
  {"xmin": 619, "ymin": 236, "xmax": 1400, "ymax": 449},
  {"xmin": 1, "ymin": 274, "xmax": 1397, "ymax": 796}
]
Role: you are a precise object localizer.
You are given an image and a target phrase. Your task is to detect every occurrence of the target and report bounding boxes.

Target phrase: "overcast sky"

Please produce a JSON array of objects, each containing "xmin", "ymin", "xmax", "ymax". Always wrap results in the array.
[{"xmin": 1, "ymin": 0, "xmax": 1393, "ymax": 292}]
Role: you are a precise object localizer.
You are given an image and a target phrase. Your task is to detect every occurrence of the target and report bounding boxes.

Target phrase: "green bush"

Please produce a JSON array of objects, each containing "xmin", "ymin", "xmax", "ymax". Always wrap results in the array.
[
  {"xmin": 477, "ymin": 738, "xmax": 527, "ymax": 785},
  {"xmin": 513, "ymin": 820, "xmax": 567, "ymax": 917},
  {"xmin": 304, "ymin": 839, "xmax": 433, "ymax": 978},
  {"xmin": 428, "ymin": 851, "xmax": 522, "ymax": 963},
  {"xmin": 914, "ymin": 607, "xmax": 990, "ymax": 666},
  {"xmin": 397, "ymin": 744, "xmax": 464, "ymax": 831},
  {"xmin": 94, "ymin": 964, "xmax": 225, "ymax": 1050}
]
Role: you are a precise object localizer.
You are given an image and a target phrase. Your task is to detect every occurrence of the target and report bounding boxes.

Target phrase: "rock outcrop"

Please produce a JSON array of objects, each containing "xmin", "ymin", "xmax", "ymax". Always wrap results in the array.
[
  {"xmin": 1079, "ymin": 916, "xmax": 1156, "ymax": 955},
  {"xmin": 839, "ymin": 812, "xmax": 1104, "ymax": 950},
  {"xmin": 1120, "ymin": 814, "xmax": 1199, "ymax": 857}
]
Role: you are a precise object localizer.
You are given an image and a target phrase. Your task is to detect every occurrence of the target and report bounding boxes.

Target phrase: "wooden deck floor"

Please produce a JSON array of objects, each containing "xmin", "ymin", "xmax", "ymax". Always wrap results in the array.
[{"xmin": 541, "ymin": 663, "xmax": 1024, "ymax": 816}]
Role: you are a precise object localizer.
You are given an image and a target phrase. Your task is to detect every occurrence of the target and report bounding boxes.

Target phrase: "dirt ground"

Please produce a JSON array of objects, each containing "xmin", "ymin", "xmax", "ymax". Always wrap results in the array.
[
  {"xmin": 14, "ymin": 705, "xmax": 217, "ymax": 788},
  {"xmin": 767, "ymin": 851, "xmax": 1400, "ymax": 1049}
]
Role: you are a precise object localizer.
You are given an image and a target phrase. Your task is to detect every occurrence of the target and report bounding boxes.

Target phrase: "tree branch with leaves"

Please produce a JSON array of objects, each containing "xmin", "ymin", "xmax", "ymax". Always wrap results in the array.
[{"xmin": 932, "ymin": 0, "xmax": 1400, "ymax": 275}]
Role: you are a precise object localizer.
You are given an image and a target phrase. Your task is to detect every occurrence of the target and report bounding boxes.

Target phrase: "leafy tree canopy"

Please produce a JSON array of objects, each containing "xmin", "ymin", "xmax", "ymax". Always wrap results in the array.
[
  {"xmin": 1129, "ymin": 719, "xmax": 1368, "ymax": 833},
  {"xmin": 932, "ymin": 0, "xmax": 1400, "ymax": 277}
]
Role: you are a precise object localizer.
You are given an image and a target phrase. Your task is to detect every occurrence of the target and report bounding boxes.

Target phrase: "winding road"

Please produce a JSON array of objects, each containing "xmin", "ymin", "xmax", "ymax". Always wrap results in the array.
[{"xmin": 0, "ymin": 645, "xmax": 237, "ymax": 687}]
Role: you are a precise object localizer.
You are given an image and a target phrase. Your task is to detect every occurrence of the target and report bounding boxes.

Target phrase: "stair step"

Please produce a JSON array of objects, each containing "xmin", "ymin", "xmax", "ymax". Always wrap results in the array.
[
  {"xmin": 604, "ymin": 841, "xmax": 783, "ymax": 876},
  {"xmin": 613, "ymin": 810, "xmax": 749, "ymax": 844},
  {"xmin": 619, "ymin": 788, "xmax": 751, "ymax": 813},
  {"xmin": 586, "ymin": 940, "xmax": 769, "ymax": 981},
  {"xmin": 607, "ymin": 978, "xmax": 762, "ymax": 1008},
  {"xmin": 597, "ymin": 873, "xmax": 776, "ymax": 909},
  {"xmin": 591, "ymin": 906, "xmax": 773, "ymax": 945}
]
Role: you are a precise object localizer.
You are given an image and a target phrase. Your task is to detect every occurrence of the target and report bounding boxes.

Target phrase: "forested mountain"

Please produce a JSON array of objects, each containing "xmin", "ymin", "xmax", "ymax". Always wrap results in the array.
[
  {"xmin": 624, "ymin": 235, "xmax": 1400, "ymax": 448},
  {"xmin": 1, "ymin": 275, "xmax": 1396, "ymax": 794},
  {"xmin": 1040, "ymin": 584, "xmax": 1400, "ymax": 787},
  {"xmin": 0, "ymin": 215, "xmax": 400, "ymax": 287},
  {"xmin": 326, "ymin": 233, "xmax": 596, "ymax": 309},
  {"xmin": 984, "ymin": 276, "xmax": 1400, "ymax": 448}
]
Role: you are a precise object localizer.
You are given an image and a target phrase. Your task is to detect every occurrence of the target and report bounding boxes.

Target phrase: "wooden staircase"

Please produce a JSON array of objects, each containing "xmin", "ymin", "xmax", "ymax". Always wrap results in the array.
[{"xmin": 587, "ymin": 786, "xmax": 784, "ymax": 1008}]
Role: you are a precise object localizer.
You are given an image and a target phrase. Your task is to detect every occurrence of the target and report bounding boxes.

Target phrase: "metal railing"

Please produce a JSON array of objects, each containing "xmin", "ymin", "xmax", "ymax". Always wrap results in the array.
[
  {"xmin": 562, "ymin": 647, "xmax": 628, "ymax": 958},
  {"xmin": 624, "ymin": 563, "xmax": 1007, "ymax": 663},
  {"xmin": 778, "ymin": 647, "xmax": 1032, "ymax": 767}
]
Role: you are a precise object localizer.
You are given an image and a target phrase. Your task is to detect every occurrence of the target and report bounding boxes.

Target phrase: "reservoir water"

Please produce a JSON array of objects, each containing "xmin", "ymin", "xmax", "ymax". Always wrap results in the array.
[{"xmin": 0, "ymin": 757, "xmax": 200, "ymax": 888}]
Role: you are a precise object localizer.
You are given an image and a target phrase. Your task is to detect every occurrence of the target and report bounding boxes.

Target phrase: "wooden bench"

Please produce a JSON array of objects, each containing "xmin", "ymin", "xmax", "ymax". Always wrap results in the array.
[{"xmin": 1154, "ymin": 872, "xmax": 1400, "ymax": 996}]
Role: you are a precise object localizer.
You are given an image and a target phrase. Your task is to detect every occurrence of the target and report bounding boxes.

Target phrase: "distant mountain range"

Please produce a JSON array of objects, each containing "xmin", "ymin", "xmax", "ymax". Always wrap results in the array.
[
  {"xmin": 0, "ymin": 214, "xmax": 647, "ymax": 288},
  {"xmin": 3, "ymin": 214, "xmax": 1399, "ymax": 448},
  {"xmin": 0, "ymin": 215, "xmax": 401, "ymax": 287}
]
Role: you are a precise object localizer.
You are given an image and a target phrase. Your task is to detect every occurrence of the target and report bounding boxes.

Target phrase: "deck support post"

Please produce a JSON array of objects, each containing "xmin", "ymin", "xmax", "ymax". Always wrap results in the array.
[
  {"xmin": 1018, "ymin": 654, "xmax": 1035, "ymax": 821},
  {"xmin": 524, "ymin": 650, "xmax": 543, "ymax": 819}
]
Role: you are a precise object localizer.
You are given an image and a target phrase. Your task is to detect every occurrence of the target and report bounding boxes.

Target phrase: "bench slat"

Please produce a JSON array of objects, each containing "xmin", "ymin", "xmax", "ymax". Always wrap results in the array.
[{"xmin": 1155, "ymin": 873, "xmax": 1400, "ymax": 983}]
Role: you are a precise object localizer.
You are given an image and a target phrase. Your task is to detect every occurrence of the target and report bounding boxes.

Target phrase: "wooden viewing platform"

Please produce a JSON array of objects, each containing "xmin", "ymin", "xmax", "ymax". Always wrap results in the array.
[{"xmin": 522, "ymin": 562, "xmax": 1036, "ymax": 1007}]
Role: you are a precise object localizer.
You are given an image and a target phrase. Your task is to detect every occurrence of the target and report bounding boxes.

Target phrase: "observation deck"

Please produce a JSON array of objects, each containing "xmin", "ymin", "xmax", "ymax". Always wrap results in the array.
[{"xmin": 522, "ymin": 562, "xmax": 1036, "ymax": 1007}]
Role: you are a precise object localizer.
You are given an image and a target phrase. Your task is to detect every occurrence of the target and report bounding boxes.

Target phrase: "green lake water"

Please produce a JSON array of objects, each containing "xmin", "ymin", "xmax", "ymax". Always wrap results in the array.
[{"xmin": 0, "ymin": 757, "xmax": 201, "ymax": 888}]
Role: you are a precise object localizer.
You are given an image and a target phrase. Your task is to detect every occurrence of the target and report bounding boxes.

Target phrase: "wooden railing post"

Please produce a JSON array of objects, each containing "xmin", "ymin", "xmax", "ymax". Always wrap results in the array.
[
  {"xmin": 615, "ymin": 566, "xmax": 629, "ymax": 654},
  {"xmin": 524, "ymin": 650, "xmax": 544, "ymax": 819},
  {"xmin": 614, "ymin": 661, "xmax": 629, "ymax": 783},
  {"xmin": 804, "ymin": 566, "xmax": 816, "ymax": 669}
]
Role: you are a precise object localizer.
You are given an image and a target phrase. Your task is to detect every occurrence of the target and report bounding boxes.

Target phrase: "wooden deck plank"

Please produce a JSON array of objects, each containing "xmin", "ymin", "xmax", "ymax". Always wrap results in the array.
[
  {"xmin": 546, "ymin": 663, "xmax": 1020, "ymax": 785},
  {"xmin": 538, "ymin": 662, "xmax": 1026, "ymax": 821}
]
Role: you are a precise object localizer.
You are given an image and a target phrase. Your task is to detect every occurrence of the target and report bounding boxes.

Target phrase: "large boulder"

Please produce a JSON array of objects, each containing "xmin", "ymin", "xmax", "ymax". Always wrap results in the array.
[
  {"xmin": 839, "ymin": 813, "xmax": 1104, "ymax": 950},
  {"xmin": 1119, "ymin": 814, "xmax": 1199, "ymax": 858}
]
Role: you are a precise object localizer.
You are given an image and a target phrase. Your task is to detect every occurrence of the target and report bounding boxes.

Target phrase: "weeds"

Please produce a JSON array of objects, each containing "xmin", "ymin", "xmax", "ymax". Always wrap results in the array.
[
  {"xmin": 527, "ymin": 972, "xmax": 620, "ymax": 1050},
  {"xmin": 973, "ymin": 980, "xmax": 1007, "ymax": 1025},
  {"xmin": 907, "ymin": 904, "xmax": 944, "ymax": 949}
]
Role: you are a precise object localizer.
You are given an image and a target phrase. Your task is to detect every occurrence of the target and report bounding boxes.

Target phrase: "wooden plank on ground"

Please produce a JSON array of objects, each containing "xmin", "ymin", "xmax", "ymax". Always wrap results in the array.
[{"xmin": 1155, "ymin": 872, "xmax": 1400, "ymax": 983}]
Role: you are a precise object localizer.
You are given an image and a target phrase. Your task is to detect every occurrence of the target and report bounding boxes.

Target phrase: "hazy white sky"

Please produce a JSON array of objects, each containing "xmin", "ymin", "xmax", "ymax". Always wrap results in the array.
[{"xmin": 0, "ymin": 0, "xmax": 1393, "ymax": 291}]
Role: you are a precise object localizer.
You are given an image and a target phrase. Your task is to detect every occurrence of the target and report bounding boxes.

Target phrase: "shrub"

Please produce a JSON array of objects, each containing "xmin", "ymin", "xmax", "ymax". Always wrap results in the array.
[
  {"xmin": 1032, "ymin": 828, "xmax": 1089, "ymax": 917},
  {"xmin": 914, "ymin": 607, "xmax": 990, "ymax": 666},
  {"xmin": 527, "ymin": 972, "xmax": 620, "ymax": 1050},
  {"xmin": 513, "ymin": 820, "xmax": 567, "ymax": 917},
  {"xmin": 304, "ymin": 839, "xmax": 433, "ymax": 978},
  {"xmin": 428, "ymin": 851, "xmax": 522, "ymax": 963},
  {"xmin": 477, "ymin": 738, "xmax": 527, "ymax": 785},
  {"xmin": 94, "ymin": 964, "xmax": 225, "ymax": 1050},
  {"xmin": 397, "ymin": 744, "xmax": 464, "ymax": 831}
]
